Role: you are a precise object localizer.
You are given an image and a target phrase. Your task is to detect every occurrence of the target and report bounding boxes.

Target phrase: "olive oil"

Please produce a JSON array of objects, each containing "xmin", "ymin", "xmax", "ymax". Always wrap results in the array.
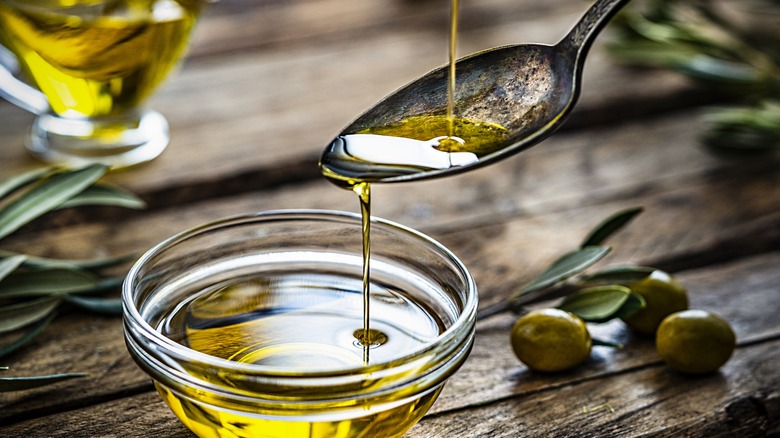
[
  {"xmin": 159, "ymin": 273, "xmax": 444, "ymax": 370},
  {"xmin": 359, "ymin": 115, "xmax": 508, "ymax": 156},
  {"xmin": 320, "ymin": 115, "xmax": 509, "ymax": 185},
  {"xmin": 156, "ymin": 383, "xmax": 442, "ymax": 438},
  {"xmin": 447, "ymin": 0, "xmax": 459, "ymax": 137},
  {"xmin": 157, "ymin": 264, "xmax": 446, "ymax": 438},
  {"xmin": 353, "ymin": 181, "xmax": 374, "ymax": 364},
  {"xmin": 0, "ymin": 0, "xmax": 200, "ymax": 117},
  {"xmin": 318, "ymin": 0, "xmax": 496, "ymax": 362}
]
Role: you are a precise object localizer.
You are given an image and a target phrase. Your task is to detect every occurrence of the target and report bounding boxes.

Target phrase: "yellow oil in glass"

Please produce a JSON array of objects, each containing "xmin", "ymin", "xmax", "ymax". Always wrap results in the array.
[
  {"xmin": 0, "ymin": 0, "xmax": 200, "ymax": 117},
  {"xmin": 156, "ymin": 383, "xmax": 442, "ymax": 438},
  {"xmin": 157, "ymin": 271, "xmax": 445, "ymax": 438}
]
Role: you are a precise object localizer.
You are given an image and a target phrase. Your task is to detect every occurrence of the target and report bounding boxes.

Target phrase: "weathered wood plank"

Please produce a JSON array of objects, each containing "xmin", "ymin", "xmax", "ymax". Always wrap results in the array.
[
  {"xmin": 0, "ymin": 390, "xmax": 190, "ymax": 437},
  {"xmin": 1, "ymin": 202, "xmax": 778, "ymax": 426},
  {"xmin": 411, "ymin": 338, "xmax": 780, "ymax": 437},
  {"xmin": 187, "ymin": 0, "xmax": 584, "ymax": 58},
  {"xmin": 2, "ymin": 208, "xmax": 777, "ymax": 428},
  {"xmin": 2, "ymin": 307, "xmax": 777, "ymax": 436}
]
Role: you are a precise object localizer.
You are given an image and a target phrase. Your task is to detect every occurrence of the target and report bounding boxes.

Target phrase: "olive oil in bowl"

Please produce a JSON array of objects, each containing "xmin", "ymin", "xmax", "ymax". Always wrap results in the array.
[{"xmin": 123, "ymin": 211, "xmax": 477, "ymax": 438}]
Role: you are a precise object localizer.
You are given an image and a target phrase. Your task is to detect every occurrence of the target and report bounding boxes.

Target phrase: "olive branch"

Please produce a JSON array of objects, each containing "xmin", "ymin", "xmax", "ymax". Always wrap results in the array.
[
  {"xmin": 607, "ymin": 0, "xmax": 780, "ymax": 154},
  {"xmin": 0, "ymin": 164, "xmax": 144, "ymax": 391},
  {"xmin": 477, "ymin": 206, "xmax": 653, "ymax": 334}
]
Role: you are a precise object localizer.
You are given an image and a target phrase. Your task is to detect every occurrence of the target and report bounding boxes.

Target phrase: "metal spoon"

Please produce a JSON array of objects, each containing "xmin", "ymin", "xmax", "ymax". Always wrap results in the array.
[{"xmin": 320, "ymin": 0, "xmax": 632, "ymax": 184}]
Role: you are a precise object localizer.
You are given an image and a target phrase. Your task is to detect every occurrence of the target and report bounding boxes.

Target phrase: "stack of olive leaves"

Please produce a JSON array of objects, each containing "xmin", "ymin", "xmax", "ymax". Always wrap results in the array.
[
  {"xmin": 0, "ymin": 165, "xmax": 144, "ymax": 392},
  {"xmin": 607, "ymin": 0, "xmax": 780, "ymax": 154},
  {"xmin": 477, "ymin": 206, "xmax": 650, "ymax": 325}
]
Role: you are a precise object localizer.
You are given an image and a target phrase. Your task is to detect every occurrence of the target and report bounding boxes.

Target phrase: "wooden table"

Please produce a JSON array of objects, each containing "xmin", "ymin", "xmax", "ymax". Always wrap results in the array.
[{"xmin": 1, "ymin": 0, "xmax": 778, "ymax": 436}]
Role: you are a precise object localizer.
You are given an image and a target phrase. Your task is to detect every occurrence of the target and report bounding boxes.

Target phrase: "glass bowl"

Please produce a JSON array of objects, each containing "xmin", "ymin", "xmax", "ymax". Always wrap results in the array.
[{"xmin": 123, "ymin": 210, "xmax": 477, "ymax": 438}]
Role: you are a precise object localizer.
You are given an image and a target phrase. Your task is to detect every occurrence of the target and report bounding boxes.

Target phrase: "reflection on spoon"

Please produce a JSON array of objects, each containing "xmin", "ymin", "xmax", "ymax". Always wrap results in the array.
[{"xmin": 320, "ymin": 133, "xmax": 478, "ymax": 185}]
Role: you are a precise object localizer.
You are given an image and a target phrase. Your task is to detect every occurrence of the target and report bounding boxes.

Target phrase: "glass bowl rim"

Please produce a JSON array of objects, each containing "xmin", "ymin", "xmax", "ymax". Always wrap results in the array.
[{"xmin": 122, "ymin": 208, "xmax": 478, "ymax": 379}]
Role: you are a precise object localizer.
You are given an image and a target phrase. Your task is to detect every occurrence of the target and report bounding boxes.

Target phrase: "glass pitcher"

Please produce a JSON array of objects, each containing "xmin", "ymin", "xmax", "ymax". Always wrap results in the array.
[{"xmin": 0, "ymin": 0, "xmax": 205, "ymax": 168}]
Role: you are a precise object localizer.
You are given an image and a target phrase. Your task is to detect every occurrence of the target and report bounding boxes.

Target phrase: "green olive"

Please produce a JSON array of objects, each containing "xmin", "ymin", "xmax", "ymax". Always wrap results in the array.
[
  {"xmin": 510, "ymin": 308, "xmax": 592, "ymax": 372},
  {"xmin": 622, "ymin": 269, "xmax": 688, "ymax": 335},
  {"xmin": 656, "ymin": 309, "xmax": 736, "ymax": 374}
]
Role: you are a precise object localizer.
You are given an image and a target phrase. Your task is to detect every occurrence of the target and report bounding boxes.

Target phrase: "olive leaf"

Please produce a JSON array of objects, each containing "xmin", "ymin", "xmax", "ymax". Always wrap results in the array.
[
  {"xmin": 512, "ymin": 245, "xmax": 611, "ymax": 299},
  {"xmin": 0, "ymin": 254, "xmax": 26, "ymax": 282},
  {"xmin": 581, "ymin": 207, "xmax": 644, "ymax": 247},
  {"xmin": 607, "ymin": 39, "xmax": 701, "ymax": 67},
  {"xmin": 0, "ymin": 372, "xmax": 88, "ymax": 392},
  {"xmin": 557, "ymin": 285, "xmax": 645, "ymax": 323},
  {"xmin": 0, "ymin": 312, "xmax": 56, "ymax": 359},
  {"xmin": 702, "ymin": 101, "xmax": 780, "ymax": 132},
  {"xmin": 676, "ymin": 55, "xmax": 759, "ymax": 85},
  {"xmin": 59, "ymin": 183, "xmax": 146, "ymax": 210},
  {"xmin": 0, "ymin": 164, "xmax": 107, "ymax": 241},
  {"xmin": 65, "ymin": 294, "xmax": 123, "ymax": 315},
  {"xmin": 0, "ymin": 295, "xmax": 62, "ymax": 333},
  {"xmin": 0, "ymin": 167, "xmax": 54, "ymax": 200},
  {"xmin": 0, "ymin": 268, "xmax": 100, "ymax": 299},
  {"xmin": 612, "ymin": 291, "xmax": 646, "ymax": 321},
  {"xmin": 701, "ymin": 101, "xmax": 780, "ymax": 154},
  {"xmin": 75, "ymin": 277, "xmax": 125, "ymax": 295},
  {"xmin": 0, "ymin": 250, "xmax": 136, "ymax": 271},
  {"xmin": 579, "ymin": 264, "xmax": 655, "ymax": 286},
  {"xmin": 621, "ymin": 13, "xmax": 694, "ymax": 47},
  {"xmin": 608, "ymin": 0, "xmax": 780, "ymax": 155}
]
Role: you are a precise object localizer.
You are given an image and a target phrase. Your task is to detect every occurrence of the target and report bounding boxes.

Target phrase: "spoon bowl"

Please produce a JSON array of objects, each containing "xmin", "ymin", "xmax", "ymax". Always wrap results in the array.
[{"xmin": 320, "ymin": 0, "xmax": 631, "ymax": 184}]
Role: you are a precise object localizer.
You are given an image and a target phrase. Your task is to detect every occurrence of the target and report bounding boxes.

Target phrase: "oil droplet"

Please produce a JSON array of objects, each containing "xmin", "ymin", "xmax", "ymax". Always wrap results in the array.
[{"xmin": 353, "ymin": 328, "xmax": 389, "ymax": 349}]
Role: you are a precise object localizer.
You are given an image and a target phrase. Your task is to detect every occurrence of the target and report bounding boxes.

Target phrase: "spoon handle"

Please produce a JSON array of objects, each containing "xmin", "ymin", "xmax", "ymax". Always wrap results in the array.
[{"xmin": 559, "ymin": 0, "xmax": 632, "ymax": 60}]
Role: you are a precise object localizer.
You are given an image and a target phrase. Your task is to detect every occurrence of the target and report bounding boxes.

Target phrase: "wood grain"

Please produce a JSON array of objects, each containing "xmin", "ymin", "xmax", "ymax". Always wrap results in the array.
[
  {"xmin": 0, "ymin": 0, "xmax": 776, "ymax": 436},
  {"xmin": 412, "ymin": 338, "xmax": 780, "ymax": 437},
  {"xmin": 1, "ymin": 252, "xmax": 777, "ymax": 435}
]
